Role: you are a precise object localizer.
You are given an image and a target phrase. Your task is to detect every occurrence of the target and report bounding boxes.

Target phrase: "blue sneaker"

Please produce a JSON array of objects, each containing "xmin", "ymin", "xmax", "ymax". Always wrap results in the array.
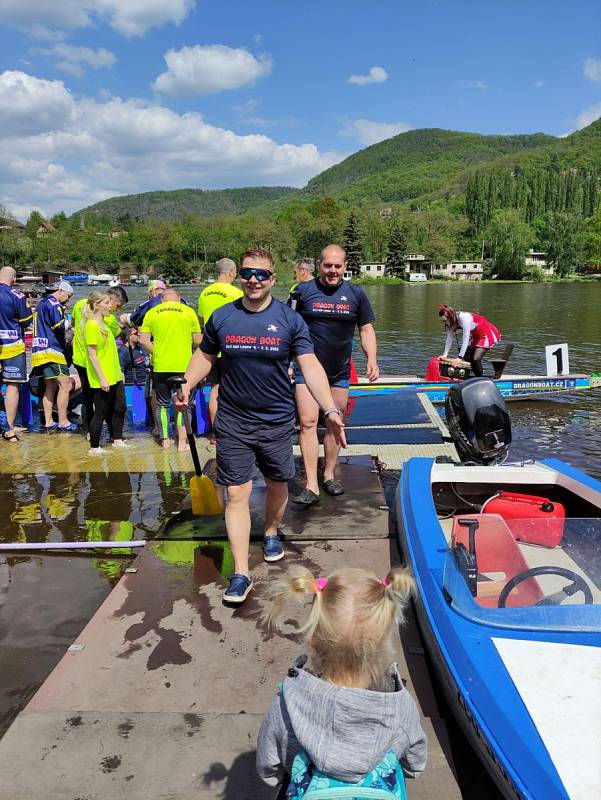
[
  {"xmin": 223, "ymin": 574, "xmax": 253, "ymax": 604},
  {"xmin": 263, "ymin": 534, "xmax": 285, "ymax": 563},
  {"xmin": 45, "ymin": 423, "xmax": 59, "ymax": 433},
  {"xmin": 57, "ymin": 422, "xmax": 80, "ymax": 433}
]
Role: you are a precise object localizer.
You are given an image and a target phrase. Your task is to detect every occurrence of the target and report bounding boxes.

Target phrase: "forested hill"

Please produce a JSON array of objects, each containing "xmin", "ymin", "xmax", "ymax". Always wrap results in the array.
[
  {"xmin": 72, "ymin": 121, "xmax": 601, "ymax": 222},
  {"xmin": 76, "ymin": 186, "xmax": 302, "ymax": 223}
]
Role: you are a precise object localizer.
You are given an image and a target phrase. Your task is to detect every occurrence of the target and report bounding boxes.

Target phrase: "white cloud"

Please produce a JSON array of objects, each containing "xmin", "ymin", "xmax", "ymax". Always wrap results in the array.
[
  {"xmin": 32, "ymin": 44, "xmax": 116, "ymax": 77},
  {"xmin": 153, "ymin": 45, "xmax": 272, "ymax": 97},
  {"xmin": 0, "ymin": 70, "xmax": 342, "ymax": 217},
  {"xmin": 0, "ymin": 71, "xmax": 75, "ymax": 136},
  {"xmin": 574, "ymin": 101, "xmax": 601, "ymax": 130},
  {"xmin": 583, "ymin": 57, "xmax": 601, "ymax": 83},
  {"xmin": 2, "ymin": 0, "xmax": 195, "ymax": 38},
  {"xmin": 340, "ymin": 118, "xmax": 411, "ymax": 146},
  {"xmin": 347, "ymin": 66, "xmax": 388, "ymax": 86},
  {"xmin": 460, "ymin": 80, "xmax": 487, "ymax": 90}
]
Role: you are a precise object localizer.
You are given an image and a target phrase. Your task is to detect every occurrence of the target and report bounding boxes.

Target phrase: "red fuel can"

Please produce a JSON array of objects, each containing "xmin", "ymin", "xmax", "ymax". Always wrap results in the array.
[{"xmin": 481, "ymin": 491, "xmax": 566, "ymax": 547}]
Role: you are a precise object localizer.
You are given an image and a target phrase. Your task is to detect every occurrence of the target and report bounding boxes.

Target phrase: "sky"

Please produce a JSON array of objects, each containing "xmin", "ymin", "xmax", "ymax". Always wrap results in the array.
[{"xmin": 0, "ymin": 0, "xmax": 600, "ymax": 220}]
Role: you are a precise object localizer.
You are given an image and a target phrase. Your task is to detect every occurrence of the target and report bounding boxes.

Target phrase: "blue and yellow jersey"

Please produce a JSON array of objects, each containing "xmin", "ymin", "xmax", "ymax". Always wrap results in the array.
[
  {"xmin": 32, "ymin": 295, "xmax": 68, "ymax": 367},
  {"xmin": 0, "ymin": 284, "xmax": 33, "ymax": 360}
]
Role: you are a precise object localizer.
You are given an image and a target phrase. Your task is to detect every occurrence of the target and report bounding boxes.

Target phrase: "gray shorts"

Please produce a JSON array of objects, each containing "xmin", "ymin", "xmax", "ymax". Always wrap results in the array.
[{"xmin": 214, "ymin": 413, "xmax": 295, "ymax": 486}]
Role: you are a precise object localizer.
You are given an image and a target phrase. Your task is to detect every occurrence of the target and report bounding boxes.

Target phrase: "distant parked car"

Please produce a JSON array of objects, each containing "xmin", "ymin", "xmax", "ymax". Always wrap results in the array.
[{"xmin": 409, "ymin": 272, "xmax": 428, "ymax": 282}]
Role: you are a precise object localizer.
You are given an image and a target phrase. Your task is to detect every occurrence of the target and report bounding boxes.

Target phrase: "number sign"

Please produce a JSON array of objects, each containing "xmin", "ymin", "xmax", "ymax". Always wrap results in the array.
[{"xmin": 545, "ymin": 343, "xmax": 570, "ymax": 376}]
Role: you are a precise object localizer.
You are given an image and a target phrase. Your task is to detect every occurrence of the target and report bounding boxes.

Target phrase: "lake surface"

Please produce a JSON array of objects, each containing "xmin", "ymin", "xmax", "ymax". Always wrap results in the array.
[{"xmin": 1, "ymin": 280, "xmax": 600, "ymax": 795}]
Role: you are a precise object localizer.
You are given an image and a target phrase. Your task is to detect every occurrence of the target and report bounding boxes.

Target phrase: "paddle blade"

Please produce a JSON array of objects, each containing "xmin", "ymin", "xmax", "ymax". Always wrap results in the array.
[{"xmin": 190, "ymin": 475, "xmax": 223, "ymax": 516}]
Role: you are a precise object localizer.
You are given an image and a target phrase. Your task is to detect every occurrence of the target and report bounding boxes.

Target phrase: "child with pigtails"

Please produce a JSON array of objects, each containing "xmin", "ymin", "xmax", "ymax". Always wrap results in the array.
[{"xmin": 256, "ymin": 565, "xmax": 427, "ymax": 798}]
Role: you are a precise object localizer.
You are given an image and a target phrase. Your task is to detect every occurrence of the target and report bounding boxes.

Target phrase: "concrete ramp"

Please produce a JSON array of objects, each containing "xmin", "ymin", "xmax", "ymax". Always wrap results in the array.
[{"xmin": 0, "ymin": 456, "xmax": 460, "ymax": 799}]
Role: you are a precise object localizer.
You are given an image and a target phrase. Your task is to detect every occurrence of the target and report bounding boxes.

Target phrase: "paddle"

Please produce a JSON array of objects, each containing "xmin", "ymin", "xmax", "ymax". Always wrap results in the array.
[{"xmin": 167, "ymin": 376, "xmax": 222, "ymax": 516}]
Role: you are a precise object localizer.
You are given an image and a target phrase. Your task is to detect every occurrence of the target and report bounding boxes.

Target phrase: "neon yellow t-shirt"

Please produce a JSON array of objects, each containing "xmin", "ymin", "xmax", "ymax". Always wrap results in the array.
[
  {"xmin": 197, "ymin": 282, "xmax": 243, "ymax": 326},
  {"xmin": 73, "ymin": 298, "xmax": 120, "ymax": 367},
  {"xmin": 84, "ymin": 318, "xmax": 122, "ymax": 388},
  {"xmin": 140, "ymin": 301, "xmax": 201, "ymax": 373}
]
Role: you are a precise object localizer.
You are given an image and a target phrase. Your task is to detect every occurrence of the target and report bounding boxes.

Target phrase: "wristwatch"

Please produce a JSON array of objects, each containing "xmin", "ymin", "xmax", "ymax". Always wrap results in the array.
[{"xmin": 323, "ymin": 408, "xmax": 342, "ymax": 418}]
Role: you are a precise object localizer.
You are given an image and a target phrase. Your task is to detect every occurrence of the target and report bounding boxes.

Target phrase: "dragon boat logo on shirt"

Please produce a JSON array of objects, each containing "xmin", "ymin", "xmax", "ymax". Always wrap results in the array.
[
  {"xmin": 267, "ymin": 324, "xmax": 278, "ymax": 332},
  {"xmin": 340, "ymin": 295, "xmax": 348, "ymax": 301}
]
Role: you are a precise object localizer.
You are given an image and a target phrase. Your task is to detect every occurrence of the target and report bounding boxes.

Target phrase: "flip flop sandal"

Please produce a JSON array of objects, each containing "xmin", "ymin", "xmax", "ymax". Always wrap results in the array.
[{"xmin": 2, "ymin": 431, "xmax": 20, "ymax": 443}]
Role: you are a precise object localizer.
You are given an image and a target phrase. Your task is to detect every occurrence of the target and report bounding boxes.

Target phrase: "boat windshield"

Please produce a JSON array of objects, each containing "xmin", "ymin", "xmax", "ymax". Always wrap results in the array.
[{"xmin": 442, "ymin": 516, "xmax": 601, "ymax": 632}]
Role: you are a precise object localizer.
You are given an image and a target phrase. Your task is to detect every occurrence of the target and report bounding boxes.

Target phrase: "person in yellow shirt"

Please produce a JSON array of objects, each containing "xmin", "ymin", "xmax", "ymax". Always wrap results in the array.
[
  {"xmin": 197, "ymin": 258, "xmax": 243, "ymax": 425},
  {"xmin": 72, "ymin": 286, "xmax": 127, "ymax": 434},
  {"xmin": 82, "ymin": 290, "xmax": 129, "ymax": 455},
  {"xmin": 140, "ymin": 289, "xmax": 202, "ymax": 451}
]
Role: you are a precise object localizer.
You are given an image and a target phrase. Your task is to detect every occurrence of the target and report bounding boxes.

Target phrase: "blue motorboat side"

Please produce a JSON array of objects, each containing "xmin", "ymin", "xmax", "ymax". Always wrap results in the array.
[{"xmin": 395, "ymin": 457, "xmax": 601, "ymax": 800}]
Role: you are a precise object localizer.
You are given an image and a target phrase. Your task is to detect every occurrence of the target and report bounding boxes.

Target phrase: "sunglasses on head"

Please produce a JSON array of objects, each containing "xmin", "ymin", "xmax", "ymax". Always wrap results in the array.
[{"xmin": 239, "ymin": 267, "xmax": 274, "ymax": 282}]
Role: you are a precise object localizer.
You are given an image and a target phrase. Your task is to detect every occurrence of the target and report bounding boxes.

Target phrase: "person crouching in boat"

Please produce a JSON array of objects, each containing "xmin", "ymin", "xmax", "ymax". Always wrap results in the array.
[
  {"xmin": 438, "ymin": 304, "xmax": 501, "ymax": 378},
  {"xmin": 256, "ymin": 566, "xmax": 427, "ymax": 794}
]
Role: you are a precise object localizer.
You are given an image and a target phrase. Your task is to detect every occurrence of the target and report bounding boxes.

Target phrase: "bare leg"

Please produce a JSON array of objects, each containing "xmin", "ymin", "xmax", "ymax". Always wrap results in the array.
[
  {"xmin": 264, "ymin": 478, "xmax": 288, "ymax": 537},
  {"xmin": 175, "ymin": 409, "xmax": 188, "ymax": 452},
  {"xmin": 42, "ymin": 380, "xmax": 58, "ymax": 427},
  {"xmin": 3, "ymin": 383, "xmax": 20, "ymax": 433},
  {"xmin": 225, "ymin": 481, "xmax": 253, "ymax": 576},
  {"xmin": 323, "ymin": 386, "xmax": 349, "ymax": 482},
  {"xmin": 296, "ymin": 383, "xmax": 320, "ymax": 494},
  {"xmin": 56, "ymin": 374, "xmax": 72, "ymax": 427}
]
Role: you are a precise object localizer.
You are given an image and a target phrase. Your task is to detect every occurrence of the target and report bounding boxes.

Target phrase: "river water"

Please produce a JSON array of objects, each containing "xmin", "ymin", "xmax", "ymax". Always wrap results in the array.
[{"xmin": 0, "ymin": 280, "xmax": 600, "ymax": 792}]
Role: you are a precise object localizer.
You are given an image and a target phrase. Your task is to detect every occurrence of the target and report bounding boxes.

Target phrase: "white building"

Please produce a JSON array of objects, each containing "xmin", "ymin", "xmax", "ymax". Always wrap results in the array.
[
  {"xmin": 525, "ymin": 249, "xmax": 554, "ymax": 276},
  {"xmin": 360, "ymin": 263, "xmax": 386, "ymax": 276},
  {"xmin": 430, "ymin": 261, "xmax": 483, "ymax": 281}
]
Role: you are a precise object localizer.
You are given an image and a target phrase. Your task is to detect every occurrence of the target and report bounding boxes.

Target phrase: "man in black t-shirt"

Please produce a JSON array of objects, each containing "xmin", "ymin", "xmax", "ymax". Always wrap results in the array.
[
  {"xmin": 290, "ymin": 244, "xmax": 379, "ymax": 504},
  {"xmin": 177, "ymin": 247, "xmax": 345, "ymax": 605}
]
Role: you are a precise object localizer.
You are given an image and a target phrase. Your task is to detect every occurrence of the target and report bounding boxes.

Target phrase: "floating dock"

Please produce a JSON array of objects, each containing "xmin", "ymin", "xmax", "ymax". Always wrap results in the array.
[{"xmin": 0, "ymin": 393, "xmax": 463, "ymax": 799}]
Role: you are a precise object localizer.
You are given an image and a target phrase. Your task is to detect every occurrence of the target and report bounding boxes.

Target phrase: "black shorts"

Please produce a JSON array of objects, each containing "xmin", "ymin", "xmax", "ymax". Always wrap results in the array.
[
  {"xmin": 153, "ymin": 371, "xmax": 184, "ymax": 408},
  {"xmin": 214, "ymin": 413, "xmax": 295, "ymax": 486}
]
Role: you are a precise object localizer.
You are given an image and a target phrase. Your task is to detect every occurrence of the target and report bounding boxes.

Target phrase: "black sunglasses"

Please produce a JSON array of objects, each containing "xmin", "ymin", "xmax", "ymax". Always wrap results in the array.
[{"xmin": 239, "ymin": 267, "xmax": 274, "ymax": 282}]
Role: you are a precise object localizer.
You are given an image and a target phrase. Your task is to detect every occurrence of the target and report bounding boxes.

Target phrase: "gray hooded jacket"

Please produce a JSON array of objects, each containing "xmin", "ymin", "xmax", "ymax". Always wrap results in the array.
[{"xmin": 256, "ymin": 659, "xmax": 427, "ymax": 787}]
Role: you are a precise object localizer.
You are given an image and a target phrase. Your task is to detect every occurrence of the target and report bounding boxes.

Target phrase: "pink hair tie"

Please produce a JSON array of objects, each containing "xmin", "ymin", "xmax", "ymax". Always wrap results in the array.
[
  {"xmin": 316, "ymin": 577, "xmax": 328, "ymax": 592},
  {"xmin": 381, "ymin": 578, "xmax": 390, "ymax": 587}
]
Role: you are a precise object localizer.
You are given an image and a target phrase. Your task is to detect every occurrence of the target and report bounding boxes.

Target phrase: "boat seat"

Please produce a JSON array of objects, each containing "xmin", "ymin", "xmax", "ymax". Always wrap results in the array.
[
  {"xmin": 488, "ymin": 343, "xmax": 514, "ymax": 379},
  {"xmin": 303, "ymin": 788, "xmax": 398, "ymax": 799},
  {"xmin": 451, "ymin": 514, "xmax": 543, "ymax": 608}
]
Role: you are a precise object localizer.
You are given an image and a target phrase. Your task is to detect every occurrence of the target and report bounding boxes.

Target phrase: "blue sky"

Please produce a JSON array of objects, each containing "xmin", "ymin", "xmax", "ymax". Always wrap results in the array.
[{"xmin": 0, "ymin": 0, "xmax": 600, "ymax": 219}]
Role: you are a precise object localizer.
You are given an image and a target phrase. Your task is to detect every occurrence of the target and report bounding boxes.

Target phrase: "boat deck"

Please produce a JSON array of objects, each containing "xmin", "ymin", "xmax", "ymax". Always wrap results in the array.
[{"xmin": 0, "ymin": 393, "xmax": 463, "ymax": 798}]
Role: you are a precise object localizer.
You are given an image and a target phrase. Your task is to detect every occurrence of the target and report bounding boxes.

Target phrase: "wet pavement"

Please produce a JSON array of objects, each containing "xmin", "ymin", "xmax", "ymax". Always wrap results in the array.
[{"xmin": 0, "ymin": 429, "xmax": 195, "ymax": 738}]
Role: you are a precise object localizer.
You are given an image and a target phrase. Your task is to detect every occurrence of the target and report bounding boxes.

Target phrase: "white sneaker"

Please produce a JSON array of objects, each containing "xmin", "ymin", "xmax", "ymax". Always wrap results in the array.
[
  {"xmin": 88, "ymin": 447, "xmax": 107, "ymax": 455},
  {"xmin": 112, "ymin": 440, "xmax": 131, "ymax": 448}
]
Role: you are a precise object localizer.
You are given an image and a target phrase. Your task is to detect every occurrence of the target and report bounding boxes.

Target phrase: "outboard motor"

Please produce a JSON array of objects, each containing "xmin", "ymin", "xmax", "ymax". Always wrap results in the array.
[{"xmin": 445, "ymin": 377, "xmax": 511, "ymax": 465}]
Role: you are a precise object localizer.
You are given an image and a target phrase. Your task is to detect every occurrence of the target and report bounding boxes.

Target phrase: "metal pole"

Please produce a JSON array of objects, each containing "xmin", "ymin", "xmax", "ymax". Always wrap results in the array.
[{"xmin": 0, "ymin": 541, "xmax": 146, "ymax": 551}]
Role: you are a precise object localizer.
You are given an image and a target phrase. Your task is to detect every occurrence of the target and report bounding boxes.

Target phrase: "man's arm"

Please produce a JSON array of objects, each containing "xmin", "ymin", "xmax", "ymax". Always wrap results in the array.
[
  {"xmin": 138, "ymin": 331, "xmax": 153, "ymax": 356},
  {"xmin": 359, "ymin": 322, "xmax": 379, "ymax": 382},
  {"xmin": 173, "ymin": 348, "xmax": 216, "ymax": 410},
  {"xmin": 296, "ymin": 353, "xmax": 346, "ymax": 448},
  {"xmin": 192, "ymin": 332, "xmax": 202, "ymax": 348}
]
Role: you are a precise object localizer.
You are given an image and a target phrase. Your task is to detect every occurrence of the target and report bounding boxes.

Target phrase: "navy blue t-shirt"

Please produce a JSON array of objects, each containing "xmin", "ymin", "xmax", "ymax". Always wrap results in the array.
[
  {"xmin": 200, "ymin": 297, "xmax": 314, "ymax": 424},
  {"xmin": 290, "ymin": 278, "xmax": 375, "ymax": 382}
]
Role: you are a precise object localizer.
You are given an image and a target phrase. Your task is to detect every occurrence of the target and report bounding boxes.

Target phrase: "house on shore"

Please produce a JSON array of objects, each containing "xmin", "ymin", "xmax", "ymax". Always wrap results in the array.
[
  {"xmin": 431, "ymin": 261, "xmax": 483, "ymax": 281},
  {"xmin": 525, "ymin": 249, "xmax": 554, "ymax": 276}
]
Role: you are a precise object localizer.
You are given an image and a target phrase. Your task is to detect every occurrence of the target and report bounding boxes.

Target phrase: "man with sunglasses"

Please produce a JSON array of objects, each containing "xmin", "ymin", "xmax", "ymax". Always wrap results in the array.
[
  {"xmin": 177, "ymin": 246, "xmax": 346, "ymax": 604},
  {"xmin": 290, "ymin": 244, "xmax": 379, "ymax": 505}
]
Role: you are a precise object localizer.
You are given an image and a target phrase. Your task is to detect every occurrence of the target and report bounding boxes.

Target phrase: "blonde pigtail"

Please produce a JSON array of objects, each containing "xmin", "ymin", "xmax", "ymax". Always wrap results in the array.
[
  {"xmin": 264, "ymin": 566, "xmax": 320, "ymax": 631},
  {"xmin": 382, "ymin": 567, "xmax": 415, "ymax": 625}
]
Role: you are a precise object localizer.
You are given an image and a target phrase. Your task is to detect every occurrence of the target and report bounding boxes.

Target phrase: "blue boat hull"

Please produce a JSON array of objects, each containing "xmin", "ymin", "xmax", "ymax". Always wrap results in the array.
[{"xmin": 396, "ymin": 457, "xmax": 601, "ymax": 800}]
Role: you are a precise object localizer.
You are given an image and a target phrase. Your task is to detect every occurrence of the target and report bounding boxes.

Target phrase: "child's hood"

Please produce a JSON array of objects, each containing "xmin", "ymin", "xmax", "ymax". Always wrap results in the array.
[{"xmin": 282, "ymin": 665, "xmax": 411, "ymax": 782}]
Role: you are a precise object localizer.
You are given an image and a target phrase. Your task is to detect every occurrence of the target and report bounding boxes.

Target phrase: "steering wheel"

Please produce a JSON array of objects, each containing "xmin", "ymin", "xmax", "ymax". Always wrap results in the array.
[{"xmin": 498, "ymin": 566, "xmax": 594, "ymax": 609}]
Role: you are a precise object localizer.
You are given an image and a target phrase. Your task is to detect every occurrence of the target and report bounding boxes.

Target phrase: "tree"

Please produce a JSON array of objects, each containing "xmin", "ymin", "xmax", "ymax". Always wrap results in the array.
[
  {"xmin": 385, "ymin": 222, "xmax": 408, "ymax": 277},
  {"xmin": 484, "ymin": 209, "xmax": 534, "ymax": 279},
  {"xmin": 342, "ymin": 211, "xmax": 362, "ymax": 275},
  {"xmin": 24, "ymin": 210, "xmax": 45, "ymax": 240},
  {"xmin": 543, "ymin": 212, "xmax": 585, "ymax": 277}
]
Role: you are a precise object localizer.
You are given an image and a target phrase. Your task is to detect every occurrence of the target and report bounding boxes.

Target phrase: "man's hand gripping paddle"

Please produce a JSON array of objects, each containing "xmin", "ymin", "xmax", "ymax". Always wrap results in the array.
[{"xmin": 168, "ymin": 376, "xmax": 222, "ymax": 516}]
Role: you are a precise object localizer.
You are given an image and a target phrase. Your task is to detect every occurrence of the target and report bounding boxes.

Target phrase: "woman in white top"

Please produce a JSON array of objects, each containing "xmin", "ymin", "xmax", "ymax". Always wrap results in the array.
[{"xmin": 439, "ymin": 304, "xmax": 501, "ymax": 377}]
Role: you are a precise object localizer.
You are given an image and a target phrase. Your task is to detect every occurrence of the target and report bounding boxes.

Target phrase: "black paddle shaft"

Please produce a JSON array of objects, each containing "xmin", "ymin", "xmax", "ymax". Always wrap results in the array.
[{"xmin": 166, "ymin": 376, "xmax": 203, "ymax": 478}]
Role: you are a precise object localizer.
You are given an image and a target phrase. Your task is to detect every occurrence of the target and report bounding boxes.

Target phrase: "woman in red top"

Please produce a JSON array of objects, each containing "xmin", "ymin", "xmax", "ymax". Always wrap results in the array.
[{"xmin": 439, "ymin": 304, "xmax": 501, "ymax": 377}]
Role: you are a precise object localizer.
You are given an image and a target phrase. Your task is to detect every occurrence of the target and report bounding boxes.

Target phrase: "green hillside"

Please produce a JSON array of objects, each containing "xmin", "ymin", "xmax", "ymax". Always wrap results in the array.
[
  {"xmin": 76, "ymin": 186, "xmax": 302, "ymax": 222},
  {"xmin": 71, "ymin": 121, "xmax": 601, "ymax": 223},
  {"xmin": 307, "ymin": 128, "xmax": 557, "ymax": 203}
]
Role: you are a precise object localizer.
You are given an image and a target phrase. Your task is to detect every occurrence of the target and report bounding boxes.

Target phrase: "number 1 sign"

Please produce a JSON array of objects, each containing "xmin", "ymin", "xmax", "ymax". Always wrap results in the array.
[{"xmin": 545, "ymin": 343, "xmax": 570, "ymax": 376}]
